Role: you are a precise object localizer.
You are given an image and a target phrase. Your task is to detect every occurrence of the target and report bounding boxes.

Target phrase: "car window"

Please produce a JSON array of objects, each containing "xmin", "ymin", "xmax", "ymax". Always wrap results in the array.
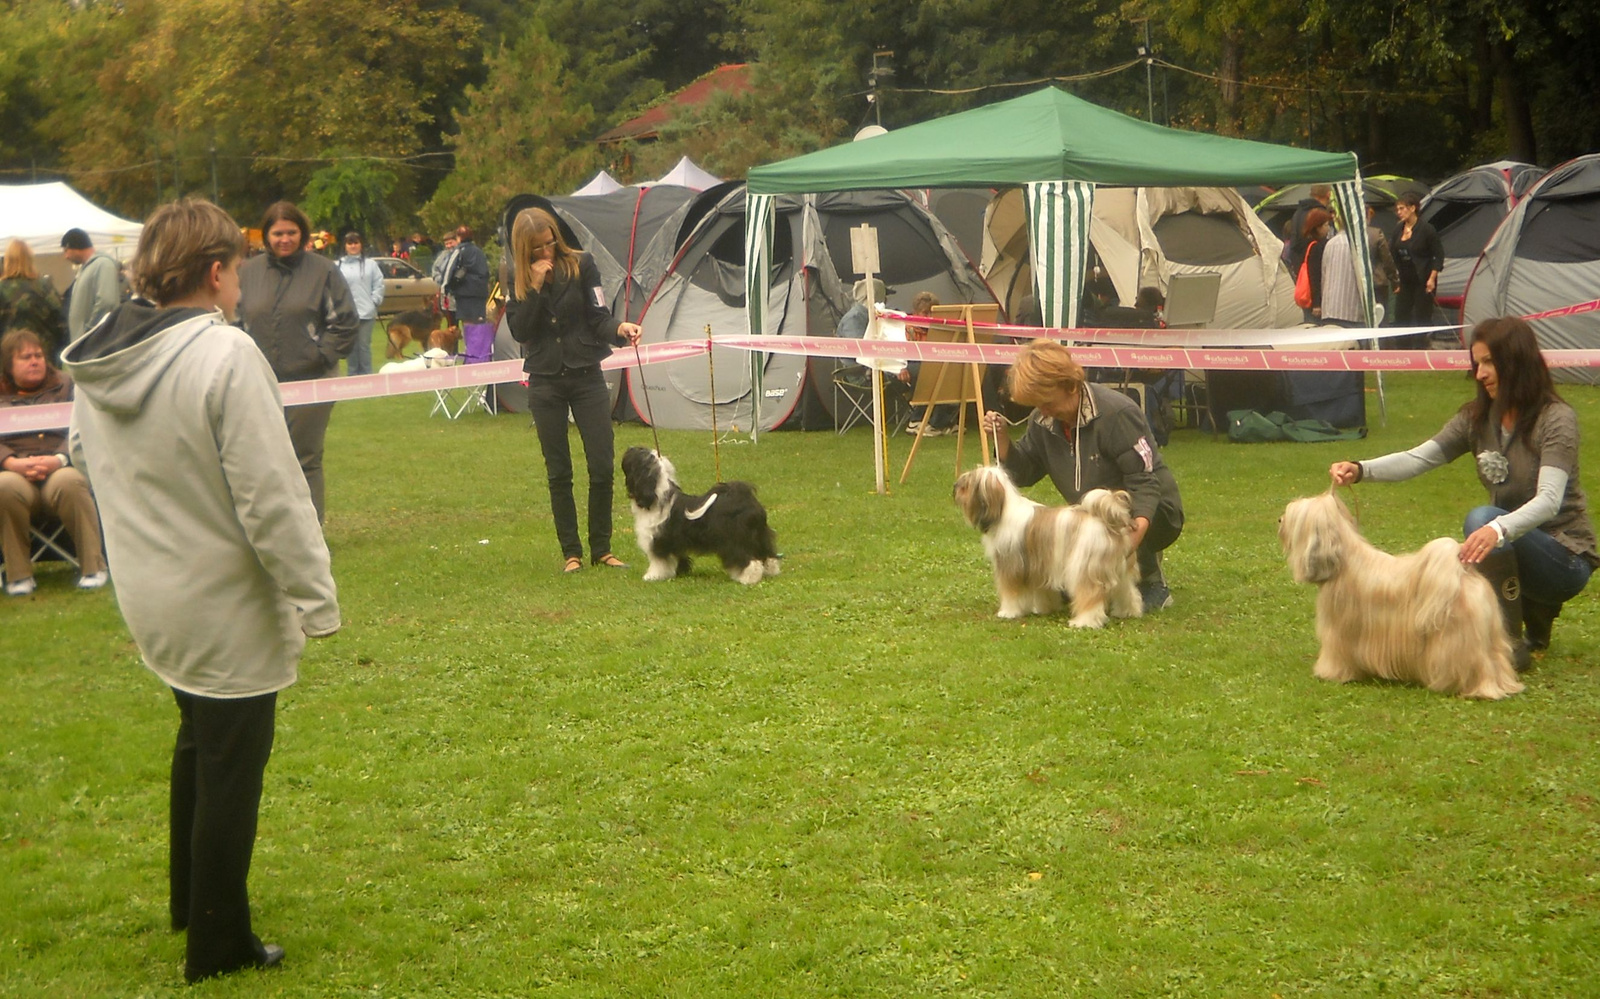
[{"xmin": 378, "ymin": 258, "xmax": 420, "ymax": 279}]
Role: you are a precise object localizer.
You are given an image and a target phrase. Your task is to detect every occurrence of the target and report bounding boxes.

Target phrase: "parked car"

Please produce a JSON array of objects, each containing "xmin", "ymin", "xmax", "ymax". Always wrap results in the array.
[{"xmin": 373, "ymin": 257, "xmax": 439, "ymax": 316}]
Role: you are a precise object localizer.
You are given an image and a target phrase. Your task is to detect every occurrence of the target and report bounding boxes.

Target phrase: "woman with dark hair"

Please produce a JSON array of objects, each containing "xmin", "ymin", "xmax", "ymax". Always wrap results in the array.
[
  {"xmin": 1389, "ymin": 191, "xmax": 1444, "ymax": 348},
  {"xmin": 1298, "ymin": 208, "xmax": 1333, "ymax": 321},
  {"xmin": 237, "ymin": 201, "xmax": 359, "ymax": 521},
  {"xmin": 505, "ymin": 207, "xmax": 641, "ymax": 573},
  {"xmin": 0, "ymin": 240, "xmax": 67, "ymax": 362},
  {"xmin": 0, "ymin": 328, "xmax": 106, "ymax": 594},
  {"xmin": 1331, "ymin": 317, "xmax": 1596, "ymax": 665}
]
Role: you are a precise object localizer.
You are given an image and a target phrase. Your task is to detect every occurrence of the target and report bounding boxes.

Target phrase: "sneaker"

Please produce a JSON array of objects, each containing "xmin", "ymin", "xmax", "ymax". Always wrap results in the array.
[
  {"xmin": 77, "ymin": 571, "xmax": 109, "ymax": 590},
  {"xmin": 1138, "ymin": 582, "xmax": 1173, "ymax": 612},
  {"xmin": 5, "ymin": 576, "xmax": 37, "ymax": 597}
]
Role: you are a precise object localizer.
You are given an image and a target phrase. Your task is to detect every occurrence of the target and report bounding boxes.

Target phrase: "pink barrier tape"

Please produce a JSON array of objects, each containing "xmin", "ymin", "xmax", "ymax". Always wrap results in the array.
[
  {"xmin": 714, "ymin": 334, "xmax": 1600, "ymax": 374},
  {"xmin": 6, "ymin": 339, "xmax": 714, "ymax": 435},
  {"xmin": 876, "ymin": 308, "xmax": 1454, "ymax": 345}
]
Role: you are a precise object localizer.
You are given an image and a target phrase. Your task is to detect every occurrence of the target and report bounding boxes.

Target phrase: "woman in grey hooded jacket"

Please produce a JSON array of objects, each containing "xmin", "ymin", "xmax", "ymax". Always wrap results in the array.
[{"xmin": 65, "ymin": 198, "xmax": 339, "ymax": 984}]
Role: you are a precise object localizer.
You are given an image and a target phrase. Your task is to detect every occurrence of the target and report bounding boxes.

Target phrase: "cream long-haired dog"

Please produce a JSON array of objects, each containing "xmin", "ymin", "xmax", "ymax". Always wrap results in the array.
[
  {"xmin": 1280, "ymin": 492, "xmax": 1523, "ymax": 700},
  {"xmin": 953, "ymin": 465, "xmax": 1143, "ymax": 628}
]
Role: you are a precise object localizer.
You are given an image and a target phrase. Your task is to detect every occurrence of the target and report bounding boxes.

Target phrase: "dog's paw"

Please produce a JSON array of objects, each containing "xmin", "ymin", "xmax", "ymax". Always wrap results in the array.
[
  {"xmin": 1067, "ymin": 612, "xmax": 1108, "ymax": 629},
  {"xmin": 996, "ymin": 607, "xmax": 1025, "ymax": 620},
  {"xmin": 642, "ymin": 563, "xmax": 676, "ymax": 582},
  {"xmin": 732, "ymin": 562, "xmax": 764, "ymax": 585},
  {"xmin": 763, "ymin": 558, "xmax": 781, "ymax": 576}
]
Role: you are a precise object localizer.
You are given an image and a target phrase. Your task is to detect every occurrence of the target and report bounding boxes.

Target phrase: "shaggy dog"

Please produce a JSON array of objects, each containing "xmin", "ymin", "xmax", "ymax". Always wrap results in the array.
[
  {"xmin": 386, "ymin": 310, "xmax": 460, "ymax": 359},
  {"xmin": 952, "ymin": 465, "xmax": 1143, "ymax": 628},
  {"xmin": 620, "ymin": 446, "xmax": 780, "ymax": 584},
  {"xmin": 1279, "ymin": 492, "xmax": 1523, "ymax": 700}
]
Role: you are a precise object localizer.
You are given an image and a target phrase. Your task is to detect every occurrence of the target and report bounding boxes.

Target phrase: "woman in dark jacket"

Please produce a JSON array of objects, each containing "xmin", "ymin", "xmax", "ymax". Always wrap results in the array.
[
  {"xmin": 1389, "ymin": 191, "xmax": 1444, "ymax": 348},
  {"xmin": 506, "ymin": 207, "xmax": 641, "ymax": 573},
  {"xmin": 237, "ymin": 202, "xmax": 359, "ymax": 521}
]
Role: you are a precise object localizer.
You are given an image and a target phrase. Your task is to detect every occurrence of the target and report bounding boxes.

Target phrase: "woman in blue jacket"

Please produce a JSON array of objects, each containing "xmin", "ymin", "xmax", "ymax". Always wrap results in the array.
[{"xmin": 505, "ymin": 208, "xmax": 641, "ymax": 573}]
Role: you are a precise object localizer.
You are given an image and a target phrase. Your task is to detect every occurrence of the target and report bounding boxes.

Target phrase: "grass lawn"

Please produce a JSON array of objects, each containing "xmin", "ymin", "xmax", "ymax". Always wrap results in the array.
[{"xmin": 3, "ymin": 371, "xmax": 1597, "ymax": 997}]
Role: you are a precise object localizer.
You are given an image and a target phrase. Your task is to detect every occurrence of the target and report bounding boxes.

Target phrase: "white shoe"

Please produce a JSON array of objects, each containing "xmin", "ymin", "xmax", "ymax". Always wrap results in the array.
[
  {"xmin": 77, "ymin": 571, "xmax": 109, "ymax": 590},
  {"xmin": 6, "ymin": 576, "xmax": 37, "ymax": 596}
]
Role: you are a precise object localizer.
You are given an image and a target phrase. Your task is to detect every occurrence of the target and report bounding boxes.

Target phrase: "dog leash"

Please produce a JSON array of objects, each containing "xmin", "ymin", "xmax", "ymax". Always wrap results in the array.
[{"xmin": 632, "ymin": 336, "xmax": 662, "ymax": 458}]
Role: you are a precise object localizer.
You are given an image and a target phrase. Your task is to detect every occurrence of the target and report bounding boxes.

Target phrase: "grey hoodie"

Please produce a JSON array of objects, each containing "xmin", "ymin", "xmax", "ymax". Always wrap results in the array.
[{"xmin": 63, "ymin": 303, "xmax": 339, "ymax": 697}]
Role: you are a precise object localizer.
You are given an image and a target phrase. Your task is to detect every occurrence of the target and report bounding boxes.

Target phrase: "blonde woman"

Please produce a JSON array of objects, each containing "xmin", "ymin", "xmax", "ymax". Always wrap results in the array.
[
  {"xmin": 505, "ymin": 207, "xmax": 641, "ymax": 573},
  {"xmin": 0, "ymin": 240, "xmax": 66, "ymax": 362},
  {"xmin": 982, "ymin": 338, "xmax": 1185, "ymax": 610}
]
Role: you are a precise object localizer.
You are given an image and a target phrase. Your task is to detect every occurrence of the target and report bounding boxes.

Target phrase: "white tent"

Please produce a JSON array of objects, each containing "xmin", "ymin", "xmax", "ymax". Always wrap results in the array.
[
  {"xmin": 650, "ymin": 156, "xmax": 722, "ymax": 191},
  {"xmin": 0, "ymin": 182, "xmax": 143, "ymax": 288},
  {"xmin": 0, "ymin": 182, "xmax": 143, "ymax": 258},
  {"xmin": 572, "ymin": 170, "xmax": 624, "ymax": 197}
]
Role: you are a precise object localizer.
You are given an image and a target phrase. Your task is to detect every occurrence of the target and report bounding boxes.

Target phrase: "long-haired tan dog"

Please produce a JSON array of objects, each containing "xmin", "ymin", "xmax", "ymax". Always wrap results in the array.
[
  {"xmin": 953, "ymin": 465, "xmax": 1143, "ymax": 628},
  {"xmin": 1280, "ymin": 492, "xmax": 1523, "ymax": 700}
]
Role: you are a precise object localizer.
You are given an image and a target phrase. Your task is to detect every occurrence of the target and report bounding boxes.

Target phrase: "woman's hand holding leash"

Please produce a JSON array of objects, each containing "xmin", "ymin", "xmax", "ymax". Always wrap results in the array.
[
  {"xmin": 1329, "ymin": 461, "xmax": 1362, "ymax": 487},
  {"xmin": 982, "ymin": 411, "xmax": 1011, "ymax": 462},
  {"xmin": 619, "ymin": 323, "xmax": 642, "ymax": 346}
]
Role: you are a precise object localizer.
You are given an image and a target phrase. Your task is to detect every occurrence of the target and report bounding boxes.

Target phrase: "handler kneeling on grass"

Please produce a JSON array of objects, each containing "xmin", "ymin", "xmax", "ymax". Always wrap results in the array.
[
  {"xmin": 982, "ymin": 338, "xmax": 1184, "ymax": 610},
  {"xmin": 63, "ymin": 198, "xmax": 340, "ymax": 984}
]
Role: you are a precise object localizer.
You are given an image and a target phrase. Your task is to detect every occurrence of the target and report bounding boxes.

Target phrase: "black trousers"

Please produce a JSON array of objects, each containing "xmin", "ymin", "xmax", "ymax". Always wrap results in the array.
[
  {"xmin": 1389, "ymin": 283, "xmax": 1435, "ymax": 350},
  {"xmin": 285, "ymin": 401, "xmax": 335, "ymax": 522},
  {"xmin": 528, "ymin": 368, "xmax": 616, "ymax": 560},
  {"xmin": 170, "ymin": 689, "xmax": 277, "ymax": 982}
]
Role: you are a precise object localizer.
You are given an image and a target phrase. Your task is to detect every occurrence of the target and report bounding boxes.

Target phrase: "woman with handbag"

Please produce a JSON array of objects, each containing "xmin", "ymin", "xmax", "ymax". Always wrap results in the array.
[
  {"xmin": 505, "ymin": 207, "xmax": 641, "ymax": 574},
  {"xmin": 1293, "ymin": 208, "xmax": 1333, "ymax": 322}
]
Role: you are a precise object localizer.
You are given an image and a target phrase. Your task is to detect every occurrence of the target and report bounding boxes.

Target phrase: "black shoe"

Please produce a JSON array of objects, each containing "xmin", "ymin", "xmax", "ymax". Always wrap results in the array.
[
  {"xmin": 184, "ymin": 940, "xmax": 285, "ymax": 983},
  {"xmin": 1524, "ymin": 601, "xmax": 1559, "ymax": 652}
]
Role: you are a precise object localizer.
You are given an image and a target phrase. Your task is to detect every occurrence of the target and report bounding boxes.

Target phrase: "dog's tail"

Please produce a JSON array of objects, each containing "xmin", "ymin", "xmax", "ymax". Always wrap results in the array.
[
  {"xmin": 1078, "ymin": 488, "xmax": 1135, "ymax": 536},
  {"xmin": 1410, "ymin": 538, "xmax": 1471, "ymax": 634}
]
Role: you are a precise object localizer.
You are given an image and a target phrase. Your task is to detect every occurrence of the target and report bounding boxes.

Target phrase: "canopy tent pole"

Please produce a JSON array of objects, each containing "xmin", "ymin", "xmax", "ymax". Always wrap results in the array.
[
  {"xmin": 743, "ymin": 193, "xmax": 776, "ymax": 442},
  {"xmin": 1331, "ymin": 174, "xmax": 1385, "ymax": 425},
  {"xmin": 1024, "ymin": 180, "xmax": 1096, "ymax": 331}
]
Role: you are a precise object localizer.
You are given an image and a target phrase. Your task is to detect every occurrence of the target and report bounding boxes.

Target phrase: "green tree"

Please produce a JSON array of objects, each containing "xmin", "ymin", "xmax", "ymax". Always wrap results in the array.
[
  {"xmin": 302, "ymin": 156, "xmax": 400, "ymax": 243},
  {"xmin": 422, "ymin": 22, "xmax": 600, "ymax": 238}
]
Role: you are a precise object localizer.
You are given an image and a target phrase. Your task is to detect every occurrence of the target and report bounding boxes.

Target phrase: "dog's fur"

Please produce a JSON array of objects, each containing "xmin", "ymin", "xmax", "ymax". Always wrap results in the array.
[
  {"xmin": 386, "ymin": 310, "xmax": 460, "ymax": 359},
  {"xmin": 1280, "ymin": 492, "xmax": 1523, "ymax": 700},
  {"xmin": 621, "ymin": 446, "xmax": 780, "ymax": 584},
  {"xmin": 952, "ymin": 465, "xmax": 1143, "ymax": 628}
]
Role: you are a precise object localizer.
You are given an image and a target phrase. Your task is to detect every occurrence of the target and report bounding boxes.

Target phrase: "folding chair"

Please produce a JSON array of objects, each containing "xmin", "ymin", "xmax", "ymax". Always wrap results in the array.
[
  {"xmin": 832, "ymin": 364, "xmax": 909, "ymax": 436},
  {"xmin": 429, "ymin": 381, "xmax": 495, "ymax": 419},
  {"xmin": 29, "ymin": 517, "xmax": 79, "ymax": 569}
]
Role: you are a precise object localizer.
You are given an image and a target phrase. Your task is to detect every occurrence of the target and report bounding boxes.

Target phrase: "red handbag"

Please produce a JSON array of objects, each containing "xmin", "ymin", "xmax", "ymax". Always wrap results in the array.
[{"xmin": 1293, "ymin": 245, "xmax": 1314, "ymax": 309}]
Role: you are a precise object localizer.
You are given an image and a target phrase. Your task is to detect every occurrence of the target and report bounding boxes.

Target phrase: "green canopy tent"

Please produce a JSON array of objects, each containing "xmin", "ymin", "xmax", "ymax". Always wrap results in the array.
[{"xmin": 743, "ymin": 86, "xmax": 1377, "ymax": 429}]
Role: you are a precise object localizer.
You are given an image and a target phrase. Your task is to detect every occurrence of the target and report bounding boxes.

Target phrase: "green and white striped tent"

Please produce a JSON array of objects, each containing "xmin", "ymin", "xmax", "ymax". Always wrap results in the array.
[{"xmin": 744, "ymin": 87, "xmax": 1375, "ymax": 418}]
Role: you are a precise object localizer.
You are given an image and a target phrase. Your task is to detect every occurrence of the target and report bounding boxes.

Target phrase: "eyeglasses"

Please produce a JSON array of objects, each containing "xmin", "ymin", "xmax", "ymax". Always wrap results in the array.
[{"xmin": 531, "ymin": 239, "xmax": 557, "ymax": 252}]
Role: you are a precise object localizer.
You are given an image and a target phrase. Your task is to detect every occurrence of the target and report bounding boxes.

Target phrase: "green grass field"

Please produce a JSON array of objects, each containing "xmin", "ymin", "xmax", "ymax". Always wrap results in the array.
[{"xmin": 3, "ymin": 371, "xmax": 1597, "ymax": 997}]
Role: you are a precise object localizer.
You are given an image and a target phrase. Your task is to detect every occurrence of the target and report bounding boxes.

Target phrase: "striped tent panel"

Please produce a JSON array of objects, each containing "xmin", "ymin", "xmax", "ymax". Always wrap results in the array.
[
  {"xmin": 743, "ymin": 193, "xmax": 776, "ymax": 436},
  {"xmin": 1330, "ymin": 177, "xmax": 1376, "ymax": 327},
  {"xmin": 1025, "ymin": 181, "xmax": 1095, "ymax": 330}
]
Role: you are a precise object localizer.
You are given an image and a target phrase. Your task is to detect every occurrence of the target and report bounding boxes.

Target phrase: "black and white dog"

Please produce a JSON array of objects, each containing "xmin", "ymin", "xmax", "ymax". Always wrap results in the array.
[{"xmin": 620, "ymin": 446, "xmax": 780, "ymax": 584}]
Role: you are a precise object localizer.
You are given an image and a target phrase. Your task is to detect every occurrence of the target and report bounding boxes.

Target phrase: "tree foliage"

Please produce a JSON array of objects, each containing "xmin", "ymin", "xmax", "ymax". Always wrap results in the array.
[{"xmin": 2, "ymin": 0, "xmax": 1596, "ymax": 240}]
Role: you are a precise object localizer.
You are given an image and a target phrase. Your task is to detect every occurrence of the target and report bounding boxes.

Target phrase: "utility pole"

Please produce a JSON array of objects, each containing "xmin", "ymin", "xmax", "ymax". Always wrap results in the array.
[
  {"xmin": 1138, "ymin": 20, "xmax": 1154, "ymax": 122},
  {"xmin": 868, "ymin": 50, "xmax": 895, "ymax": 127}
]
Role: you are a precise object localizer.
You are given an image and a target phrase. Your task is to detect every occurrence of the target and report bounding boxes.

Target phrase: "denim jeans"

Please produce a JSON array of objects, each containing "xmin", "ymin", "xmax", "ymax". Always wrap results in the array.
[
  {"xmin": 1465, "ymin": 505, "xmax": 1594, "ymax": 605},
  {"xmin": 347, "ymin": 318, "xmax": 374, "ymax": 376}
]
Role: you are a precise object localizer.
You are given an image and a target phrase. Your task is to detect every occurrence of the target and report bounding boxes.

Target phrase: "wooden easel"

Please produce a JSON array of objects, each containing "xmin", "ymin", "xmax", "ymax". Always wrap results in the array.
[{"xmin": 899, "ymin": 303, "xmax": 1000, "ymax": 483}]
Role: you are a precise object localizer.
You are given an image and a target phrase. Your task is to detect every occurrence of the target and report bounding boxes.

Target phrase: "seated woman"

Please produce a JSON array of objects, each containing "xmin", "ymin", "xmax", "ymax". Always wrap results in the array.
[
  {"xmin": 0, "ymin": 328, "xmax": 107, "ymax": 594},
  {"xmin": 982, "ymin": 338, "xmax": 1185, "ymax": 610},
  {"xmin": 1331, "ymin": 316, "xmax": 1595, "ymax": 665}
]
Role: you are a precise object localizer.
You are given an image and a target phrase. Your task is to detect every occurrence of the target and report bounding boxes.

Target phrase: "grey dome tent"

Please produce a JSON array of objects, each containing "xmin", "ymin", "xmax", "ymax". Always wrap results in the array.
[
  {"xmin": 491, "ymin": 184, "xmax": 700, "ymax": 413},
  {"xmin": 626, "ymin": 183, "xmax": 995, "ymax": 431},
  {"xmin": 1420, "ymin": 161, "xmax": 1544, "ymax": 317},
  {"xmin": 1462, "ymin": 154, "xmax": 1600, "ymax": 385}
]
